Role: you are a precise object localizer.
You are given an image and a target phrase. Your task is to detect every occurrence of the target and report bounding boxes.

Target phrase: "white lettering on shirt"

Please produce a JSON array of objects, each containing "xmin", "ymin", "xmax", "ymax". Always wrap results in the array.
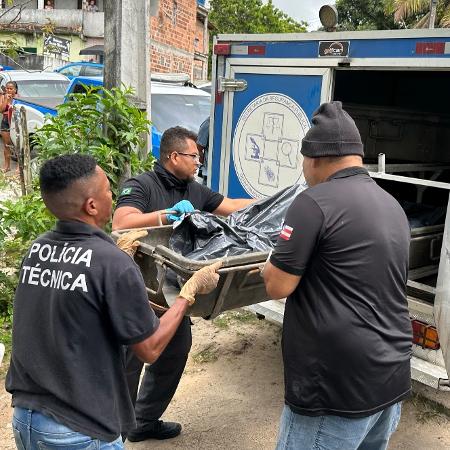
[
  {"xmin": 38, "ymin": 245, "xmax": 52, "ymax": 261},
  {"xmin": 63, "ymin": 247, "xmax": 75, "ymax": 263},
  {"xmin": 74, "ymin": 249, "xmax": 92, "ymax": 268},
  {"xmin": 20, "ymin": 242, "xmax": 93, "ymax": 293},
  {"xmin": 40, "ymin": 269, "xmax": 51, "ymax": 287},
  {"xmin": 70, "ymin": 274, "xmax": 88, "ymax": 292},
  {"xmin": 60, "ymin": 272, "xmax": 72, "ymax": 290}
]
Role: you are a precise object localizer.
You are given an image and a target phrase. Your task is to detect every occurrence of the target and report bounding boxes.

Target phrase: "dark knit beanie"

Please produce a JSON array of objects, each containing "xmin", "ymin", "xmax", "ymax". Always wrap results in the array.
[{"xmin": 301, "ymin": 101, "xmax": 364, "ymax": 158}]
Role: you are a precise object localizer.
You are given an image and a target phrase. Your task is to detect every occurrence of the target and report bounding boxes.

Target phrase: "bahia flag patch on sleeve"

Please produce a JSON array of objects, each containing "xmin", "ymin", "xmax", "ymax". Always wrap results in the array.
[{"xmin": 280, "ymin": 225, "xmax": 293, "ymax": 240}]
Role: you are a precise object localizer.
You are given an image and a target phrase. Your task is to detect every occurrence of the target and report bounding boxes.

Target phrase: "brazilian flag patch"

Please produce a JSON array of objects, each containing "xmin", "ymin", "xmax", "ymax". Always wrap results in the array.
[{"xmin": 121, "ymin": 187, "xmax": 132, "ymax": 196}]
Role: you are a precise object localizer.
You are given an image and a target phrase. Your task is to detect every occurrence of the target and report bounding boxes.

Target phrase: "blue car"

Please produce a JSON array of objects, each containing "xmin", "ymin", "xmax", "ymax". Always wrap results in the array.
[{"xmin": 54, "ymin": 62, "xmax": 104, "ymax": 79}]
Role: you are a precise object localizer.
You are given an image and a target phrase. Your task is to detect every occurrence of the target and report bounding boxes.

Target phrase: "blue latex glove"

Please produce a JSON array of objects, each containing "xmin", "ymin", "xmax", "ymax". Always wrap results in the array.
[{"xmin": 166, "ymin": 200, "xmax": 195, "ymax": 223}]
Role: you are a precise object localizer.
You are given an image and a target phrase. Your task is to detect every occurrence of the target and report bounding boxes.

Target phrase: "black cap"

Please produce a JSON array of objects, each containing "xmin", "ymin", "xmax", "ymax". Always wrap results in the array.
[{"xmin": 301, "ymin": 101, "xmax": 364, "ymax": 158}]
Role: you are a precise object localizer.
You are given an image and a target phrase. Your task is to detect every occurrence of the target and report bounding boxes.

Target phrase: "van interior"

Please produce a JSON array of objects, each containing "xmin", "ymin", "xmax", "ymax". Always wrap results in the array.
[{"xmin": 333, "ymin": 69, "xmax": 450, "ymax": 306}]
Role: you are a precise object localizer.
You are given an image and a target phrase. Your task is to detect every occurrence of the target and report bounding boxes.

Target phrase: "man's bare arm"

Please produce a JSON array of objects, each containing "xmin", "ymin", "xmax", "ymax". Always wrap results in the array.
[
  {"xmin": 112, "ymin": 206, "xmax": 169, "ymax": 230},
  {"xmin": 131, "ymin": 261, "xmax": 222, "ymax": 363},
  {"xmin": 263, "ymin": 261, "xmax": 301, "ymax": 299},
  {"xmin": 213, "ymin": 197, "xmax": 256, "ymax": 217},
  {"xmin": 131, "ymin": 297, "xmax": 190, "ymax": 363}
]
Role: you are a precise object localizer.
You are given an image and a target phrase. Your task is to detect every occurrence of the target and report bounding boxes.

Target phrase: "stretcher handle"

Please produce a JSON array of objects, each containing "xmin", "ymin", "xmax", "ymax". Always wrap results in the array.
[
  {"xmin": 148, "ymin": 298, "xmax": 169, "ymax": 314},
  {"xmin": 156, "ymin": 209, "xmax": 201, "ymax": 226},
  {"xmin": 145, "ymin": 262, "xmax": 167, "ymax": 297},
  {"xmin": 156, "ymin": 210, "xmax": 177, "ymax": 226}
]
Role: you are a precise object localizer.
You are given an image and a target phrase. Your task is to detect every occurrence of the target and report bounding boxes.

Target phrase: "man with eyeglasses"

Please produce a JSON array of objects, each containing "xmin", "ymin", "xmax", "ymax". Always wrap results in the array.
[{"xmin": 112, "ymin": 126, "xmax": 254, "ymax": 443}]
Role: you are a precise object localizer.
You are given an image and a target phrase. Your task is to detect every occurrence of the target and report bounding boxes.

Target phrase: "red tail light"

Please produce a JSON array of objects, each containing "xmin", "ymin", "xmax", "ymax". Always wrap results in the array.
[{"xmin": 411, "ymin": 319, "xmax": 440, "ymax": 350}]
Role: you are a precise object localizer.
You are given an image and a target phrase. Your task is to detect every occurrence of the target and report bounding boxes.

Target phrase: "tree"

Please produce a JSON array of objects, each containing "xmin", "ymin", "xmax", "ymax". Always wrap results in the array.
[
  {"xmin": 336, "ymin": 0, "xmax": 401, "ymax": 30},
  {"xmin": 209, "ymin": 0, "xmax": 307, "ymax": 34},
  {"xmin": 392, "ymin": 0, "xmax": 450, "ymax": 28}
]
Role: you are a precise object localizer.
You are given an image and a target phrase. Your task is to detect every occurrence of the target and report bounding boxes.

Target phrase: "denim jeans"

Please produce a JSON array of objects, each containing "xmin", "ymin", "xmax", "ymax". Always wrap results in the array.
[
  {"xmin": 12, "ymin": 407, "xmax": 124, "ymax": 450},
  {"xmin": 276, "ymin": 402, "xmax": 402, "ymax": 450}
]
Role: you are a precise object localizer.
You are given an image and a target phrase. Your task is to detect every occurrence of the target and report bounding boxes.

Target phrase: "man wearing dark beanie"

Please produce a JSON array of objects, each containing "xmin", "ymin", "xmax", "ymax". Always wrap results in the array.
[{"xmin": 263, "ymin": 102, "xmax": 412, "ymax": 449}]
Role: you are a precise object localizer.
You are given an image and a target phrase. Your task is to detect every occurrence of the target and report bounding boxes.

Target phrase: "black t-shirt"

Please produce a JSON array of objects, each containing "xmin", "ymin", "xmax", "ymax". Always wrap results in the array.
[
  {"xmin": 6, "ymin": 221, "xmax": 159, "ymax": 441},
  {"xmin": 271, "ymin": 167, "xmax": 412, "ymax": 418},
  {"xmin": 116, "ymin": 162, "xmax": 223, "ymax": 213}
]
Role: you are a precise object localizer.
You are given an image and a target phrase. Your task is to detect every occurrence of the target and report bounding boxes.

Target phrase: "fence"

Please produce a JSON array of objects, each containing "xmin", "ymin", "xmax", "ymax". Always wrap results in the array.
[{"xmin": 0, "ymin": 54, "xmax": 66, "ymax": 71}]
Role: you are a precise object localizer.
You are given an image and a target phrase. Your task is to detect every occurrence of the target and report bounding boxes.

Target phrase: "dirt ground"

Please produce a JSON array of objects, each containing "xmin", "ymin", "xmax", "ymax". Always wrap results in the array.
[{"xmin": 1, "ymin": 310, "xmax": 449, "ymax": 449}]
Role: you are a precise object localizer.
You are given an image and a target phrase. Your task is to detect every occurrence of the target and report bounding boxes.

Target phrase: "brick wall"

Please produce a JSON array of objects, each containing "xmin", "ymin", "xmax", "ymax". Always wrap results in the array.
[
  {"xmin": 150, "ymin": 0, "xmax": 207, "ymax": 80},
  {"xmin": 193, "ymin": 58, "xmax": 205, "ymax": 81},
  {"xmin": 194, "ymin": 17, "xmax": 205, "ymax": 54}
]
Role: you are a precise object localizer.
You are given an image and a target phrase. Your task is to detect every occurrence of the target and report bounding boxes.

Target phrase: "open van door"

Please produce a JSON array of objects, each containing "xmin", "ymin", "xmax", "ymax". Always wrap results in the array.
[
  {"xmin": 211, "ymin": 64, "xmax": 332, "ymax": 198},
  {"xmin": 435, "ymin": 199, "xmax": 450, "ymax": 386}
]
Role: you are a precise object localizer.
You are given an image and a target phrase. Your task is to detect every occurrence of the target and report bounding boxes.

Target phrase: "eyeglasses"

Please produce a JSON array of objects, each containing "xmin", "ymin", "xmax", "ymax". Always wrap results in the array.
[{"xmin": 173, "ymin": 152, "xmax": 201, "ymax": 163}]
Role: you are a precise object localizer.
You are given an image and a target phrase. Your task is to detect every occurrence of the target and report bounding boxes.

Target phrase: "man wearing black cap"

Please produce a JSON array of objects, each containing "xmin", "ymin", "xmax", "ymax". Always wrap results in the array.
[{"xmin": 263, "ymin": 101, "xmax": 412, "ymax": 449}]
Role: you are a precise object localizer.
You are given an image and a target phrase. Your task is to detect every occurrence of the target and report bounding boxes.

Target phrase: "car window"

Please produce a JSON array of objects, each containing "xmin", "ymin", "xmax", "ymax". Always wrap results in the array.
[
  {"xmin": 17, "ymin": 80, "xmax": 70, "ymax": 98},
  {"xmin": 59, "ymin": 65, "xmax": 82, "ymax": 77},
  {"xmin": 151, "ymin": 93, "xmax": 210, "ymax": 133},
  {"xmin": 83, "ymin": 65, "xmax": 103, "ymax": 77}
]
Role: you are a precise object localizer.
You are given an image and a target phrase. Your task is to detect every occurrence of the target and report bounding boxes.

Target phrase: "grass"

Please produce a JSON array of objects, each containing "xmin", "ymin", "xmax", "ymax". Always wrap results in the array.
[
  {"xmin": 0, "ymin": 171, "xmax": 20, "ymax": 195},
  {"xmin": 191, "ymin": 343, "xmax": 219, "ymax": 364},
  {"xmin": 0, "ymin": 321, "xmax": 12, "ymax": 378},
  {"xmin": 411, "ymin": 392, "xmax": 450, "ymax": 423},
  {"xmin": 0, "ymin": 173, "xmax": 8, "ymax": 190},
  {"xmin": 212, "ymin": 310, "xmax": 260, "ymax": 330}
]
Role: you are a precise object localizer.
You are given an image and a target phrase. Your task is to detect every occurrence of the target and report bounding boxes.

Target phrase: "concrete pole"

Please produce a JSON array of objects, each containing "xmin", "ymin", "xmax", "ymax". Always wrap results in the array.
[
  {"xmin": 104, "ymin": 0, "xmax": 152, "ymax": 156},
  {"xmin": 429, "ymin": 0, "xmax": 438, "ymax": 29},
  {"xmin": 203, "ymin": 15, "xmax": 208, "ymax": 81}
]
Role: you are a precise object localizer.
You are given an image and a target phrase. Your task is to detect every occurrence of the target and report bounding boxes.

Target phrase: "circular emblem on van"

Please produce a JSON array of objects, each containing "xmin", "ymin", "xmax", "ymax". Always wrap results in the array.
[{"xmin": 233, "ymin": 93, "xmax": 310, "ymax": 198}]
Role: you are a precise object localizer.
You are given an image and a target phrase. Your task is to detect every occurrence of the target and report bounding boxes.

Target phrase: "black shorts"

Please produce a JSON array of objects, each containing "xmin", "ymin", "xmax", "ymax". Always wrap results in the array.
[{"xmin": 1, "ymin": 116, "xmax": 9, "ymax": 132}]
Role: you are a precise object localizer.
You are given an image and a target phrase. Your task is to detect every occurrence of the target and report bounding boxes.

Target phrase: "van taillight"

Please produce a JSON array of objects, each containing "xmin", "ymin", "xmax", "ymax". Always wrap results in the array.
[{"xmin": 411, "ymin": 320, "xmax": 440, "ymax": 350}]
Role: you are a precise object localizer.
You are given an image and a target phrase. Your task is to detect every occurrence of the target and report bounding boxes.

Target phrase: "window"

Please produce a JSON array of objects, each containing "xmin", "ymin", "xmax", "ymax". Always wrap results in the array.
[
  {"xmin": 17, "ymin": 80, "xmax": 70, "ymax": 98},
  {"xmin": 83, "ymin": 65, "xmax": 103, "ymax": 77},
  {"xmin": 59, "ymin": 65, "xmax": 82, "ymax": 78},
  {"xmin": 151, "ymin": 93, "xmax": 210, "ymax": 133}
]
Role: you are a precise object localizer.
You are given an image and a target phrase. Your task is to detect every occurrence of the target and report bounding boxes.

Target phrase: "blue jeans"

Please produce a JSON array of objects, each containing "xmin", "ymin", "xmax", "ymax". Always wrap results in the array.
[
  {"xmin": 276, "ymin": 402, "xmax": 402, "ymax": 450},
  {"xmin": 12, "ymin": 407, "xmax": 124, "ymax": 450}
]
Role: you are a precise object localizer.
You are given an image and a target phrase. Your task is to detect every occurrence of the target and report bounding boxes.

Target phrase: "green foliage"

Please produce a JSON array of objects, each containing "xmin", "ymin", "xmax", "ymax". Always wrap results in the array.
[
  {"xmin": 0, "ymin": 240, "xmax": 29, "ymax": 322},
  {"xmin": 0, "ymin": 85, "xmax": 153, "ymax": 324},
  {"xmin": 0, "ymin": 188, "xmax": 55, "ymax": 322},
  {"xmin": 209, "ymin": 0, "xmax": 307, "ymax": 34},
  {"xmin": 336, "ymin": 0, "xmax": 401, "ymax": 30},
  {"xmin": 391, "ymin": 0, "xmax": 450, "ymax": 27},
  {"xmin": 0, "ymin": 188, "xmax": 55, "ymax": 243},
  {"xmin": 0, "ymin": 37, "xmax": 22, "ymax": 59},
  {"xmin": 34, "ymin": 84, "xmax": 154, "ymax": 198}
]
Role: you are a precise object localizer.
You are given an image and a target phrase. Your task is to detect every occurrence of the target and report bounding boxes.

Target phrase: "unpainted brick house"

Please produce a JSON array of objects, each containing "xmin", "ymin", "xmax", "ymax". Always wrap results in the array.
[
  {"xmin": 0, "ymin": 0, "xmax": 209, "ymax": 81},
  {"xmin": 151, "ymin": 0, "xmax": 210, "ymax": 81}
]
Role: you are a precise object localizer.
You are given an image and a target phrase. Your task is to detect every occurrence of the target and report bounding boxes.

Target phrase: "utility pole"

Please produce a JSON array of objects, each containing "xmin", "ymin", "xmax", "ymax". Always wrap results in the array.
[
  {"xmin": 429, "ymin": 0, "xmax": 438, "ymax": 29},
  {"xmin": 104, "ymin": 0, "xmax": 152, "ymax": 157}
]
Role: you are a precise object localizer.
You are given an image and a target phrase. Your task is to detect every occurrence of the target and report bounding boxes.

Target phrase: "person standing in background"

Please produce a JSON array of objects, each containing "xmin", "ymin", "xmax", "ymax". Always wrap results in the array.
[{"xmin": 1, "ymin": 81, "xmax": 18, "ymax": 173}]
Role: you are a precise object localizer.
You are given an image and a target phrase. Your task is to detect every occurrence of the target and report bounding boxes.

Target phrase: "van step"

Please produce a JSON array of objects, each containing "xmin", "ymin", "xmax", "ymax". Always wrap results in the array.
[{"xmin": 411, "ymin": 356, "xmax": 449, "ymax": 390}]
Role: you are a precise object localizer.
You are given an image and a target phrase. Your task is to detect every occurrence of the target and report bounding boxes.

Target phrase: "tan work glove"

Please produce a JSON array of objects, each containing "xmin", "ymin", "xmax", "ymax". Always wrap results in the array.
[
  {"xmin": 116, "ymin": 229, "xmax": 148, "ymax": 258},
  {"xmin": 179, "ymin": 261, "xmax": 223, "ymax": 306}
]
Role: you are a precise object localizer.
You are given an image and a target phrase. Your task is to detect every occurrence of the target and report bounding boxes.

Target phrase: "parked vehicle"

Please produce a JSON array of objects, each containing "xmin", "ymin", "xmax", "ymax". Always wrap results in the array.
[
  {"xmin": 209, "ymin": 29, "xmax": 450, "ymax": 395},
  {"xmin": 11, "ymin": 75, "xmax": 210, "ymax": 158},
  {"xmin": 0, "ymin": 70, "xmax": 69, "ymax": 108},
  {"xmin": 54, "ymin": 62, "xmax": 104, "ymax": 79},
  {"xmin": 195, "ymin": 81, "xmax": 211, "ymax": 94}
]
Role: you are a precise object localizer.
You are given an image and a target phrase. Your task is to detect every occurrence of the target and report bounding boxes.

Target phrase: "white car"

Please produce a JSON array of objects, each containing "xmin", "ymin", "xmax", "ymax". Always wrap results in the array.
[
  {"xmin": 10, "ymin": 75, "xmax": 210, "ymax": 160},
  {"xmin": 0, "ymin": 70, "xmax": 69, "ymax": 105}
]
